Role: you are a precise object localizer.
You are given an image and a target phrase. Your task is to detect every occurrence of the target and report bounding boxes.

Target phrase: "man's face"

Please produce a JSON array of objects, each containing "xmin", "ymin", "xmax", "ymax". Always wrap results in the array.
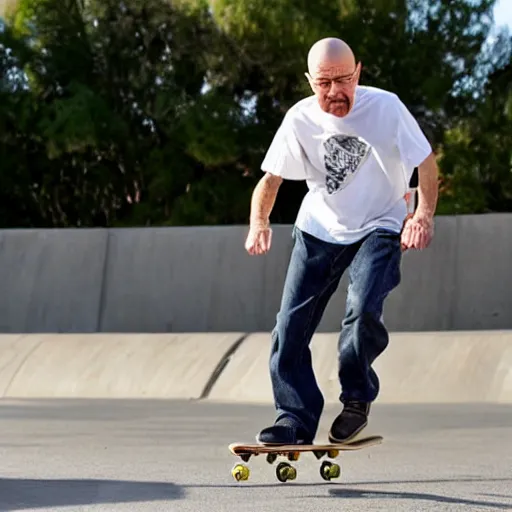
[{"xmin": 308, "ymin": 61, "xmax": 361, "ymax": 118}]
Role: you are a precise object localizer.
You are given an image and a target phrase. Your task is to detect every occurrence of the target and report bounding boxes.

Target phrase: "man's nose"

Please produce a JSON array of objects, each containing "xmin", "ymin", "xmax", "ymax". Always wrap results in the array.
[{"xmin": 328, "ymin": 80, "xmax": 345, "ymax": 95}]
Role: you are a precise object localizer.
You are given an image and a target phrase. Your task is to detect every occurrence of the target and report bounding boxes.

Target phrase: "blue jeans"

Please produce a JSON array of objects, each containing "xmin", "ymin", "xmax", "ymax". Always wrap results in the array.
[{"xmin": 269, "ymin": 226, "xmax": 402, "ymax": 439}]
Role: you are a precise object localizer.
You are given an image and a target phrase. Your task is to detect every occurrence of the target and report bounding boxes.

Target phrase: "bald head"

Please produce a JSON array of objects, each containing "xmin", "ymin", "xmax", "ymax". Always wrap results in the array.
[
  {"xmin": 305, "ymin": 38, "xmax": 361, "ymax": 118},
  {"xmin": 307, "ymin": 38, "xmax": 356, "ymax": 78}
]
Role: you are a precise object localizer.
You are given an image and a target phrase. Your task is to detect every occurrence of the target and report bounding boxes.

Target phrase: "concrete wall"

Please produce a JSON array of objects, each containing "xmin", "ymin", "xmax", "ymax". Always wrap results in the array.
[
  {"xmin": 1, "ymin": 213, "xmax": 511, "ymax": 333},
  {"xmin": 0, "ymin": 229, "xmax": 107, "ymax": 332}
]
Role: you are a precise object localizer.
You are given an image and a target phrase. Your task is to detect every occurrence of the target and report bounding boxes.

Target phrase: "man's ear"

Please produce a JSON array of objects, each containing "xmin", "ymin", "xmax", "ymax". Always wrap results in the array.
[
  {"xmin": 355, "ymin": 62, "xmax": 362, "ymax": 82},
  {"xmin": 305, "ymin": 72, "xmax": 315, "ymax": 93}
]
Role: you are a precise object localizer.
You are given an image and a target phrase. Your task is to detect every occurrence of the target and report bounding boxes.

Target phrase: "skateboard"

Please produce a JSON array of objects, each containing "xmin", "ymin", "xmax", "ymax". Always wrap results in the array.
[{"xmin": 229, "ymin": 434, "xmax": 383, "ymax": 483}]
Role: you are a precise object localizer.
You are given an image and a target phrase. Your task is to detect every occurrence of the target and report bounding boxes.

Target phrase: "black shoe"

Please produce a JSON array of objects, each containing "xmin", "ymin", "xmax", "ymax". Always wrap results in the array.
[
  {"xmin": 328, "ymin": 400, "xmax": 370, "ymax": 443},
  {"xmin": 256, "ymin": 416, "xmax": 313, "ymax": 446}
]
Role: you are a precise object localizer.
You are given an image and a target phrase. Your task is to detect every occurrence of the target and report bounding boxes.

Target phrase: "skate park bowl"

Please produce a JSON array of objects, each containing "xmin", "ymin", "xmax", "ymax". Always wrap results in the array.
[
  {"xmin": 207, "ymin": 331, "xmax": 512, "ymax": 404},
  {"xmin": 0, "ymin": 213, "xmax": 511, "ymax": 404},
  {"xmin": 0, "ymin": 330, "xmax": 510, "ymax": 404}
]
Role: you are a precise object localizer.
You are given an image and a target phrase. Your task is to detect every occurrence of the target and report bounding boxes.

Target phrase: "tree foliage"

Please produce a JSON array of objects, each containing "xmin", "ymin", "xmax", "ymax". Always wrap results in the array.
[
  {"xmin": 0, "ymin": 0, "xmax": 510, "ymax": 227},
  {"xmin": 437, "ymin": 61, "xmax": 512, "ymax": 214}
]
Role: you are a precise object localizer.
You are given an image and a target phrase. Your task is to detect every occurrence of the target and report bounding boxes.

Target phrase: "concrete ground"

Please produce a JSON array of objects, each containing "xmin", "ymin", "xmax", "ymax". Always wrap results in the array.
[{"xmin": 0, "ymin": 399, "xmax": 511, "ymax": 511}]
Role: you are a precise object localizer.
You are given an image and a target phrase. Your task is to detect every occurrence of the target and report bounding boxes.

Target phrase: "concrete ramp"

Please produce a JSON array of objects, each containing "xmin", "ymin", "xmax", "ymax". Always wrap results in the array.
[
  {"xmin": 209, "ymin": 331, "xmax": 512, "ymax": 404},
  {"xmin": 2, "ymin": 332, "xmax": 511, "ymax": 403},
  {"xmin": 0, "ymin": 335, "xmax": 43, "ymax": 396},
  {"xmin": 3, "ymin": 333, "xmax": 241, "ymax": 399}
]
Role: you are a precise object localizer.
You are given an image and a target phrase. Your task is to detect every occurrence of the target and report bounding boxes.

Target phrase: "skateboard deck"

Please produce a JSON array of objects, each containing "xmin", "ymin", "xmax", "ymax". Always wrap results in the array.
[{"xmin": 229, "ymin": 434, "xmax": 383, "ymax": 482}]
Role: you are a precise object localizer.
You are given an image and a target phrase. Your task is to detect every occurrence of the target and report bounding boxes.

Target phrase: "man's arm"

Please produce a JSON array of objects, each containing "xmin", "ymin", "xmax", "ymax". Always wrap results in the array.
[
  {"xmin": 246, "ymin": 108, "xmax": 304, "ymax": 255},
  {"xmin": 249, "ymin": 173, "xmax": 283, "ymax": 228},
  {"xmin": 415, "ymin": 152, "xmax": 439, "ymax": 219},
  {"xmin": 245, "ymin": 173, "xmax": 283, "ymax": 255},
  {"xmin": 401, "ymin": 152, "xmax": 439, "ymax": 251}
]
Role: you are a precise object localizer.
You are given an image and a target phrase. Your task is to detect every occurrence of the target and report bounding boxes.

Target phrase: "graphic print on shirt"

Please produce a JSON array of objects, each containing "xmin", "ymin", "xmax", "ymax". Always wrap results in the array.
[{"xmin": 323, "ymin": 135, "xmax": 371, "ymax": 194}]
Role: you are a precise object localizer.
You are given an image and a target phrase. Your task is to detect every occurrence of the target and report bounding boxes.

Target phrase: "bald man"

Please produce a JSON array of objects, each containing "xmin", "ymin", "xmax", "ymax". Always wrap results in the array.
[{"xmin": 245, "ymin": 38, "xmax": 439, "ymax": 445}]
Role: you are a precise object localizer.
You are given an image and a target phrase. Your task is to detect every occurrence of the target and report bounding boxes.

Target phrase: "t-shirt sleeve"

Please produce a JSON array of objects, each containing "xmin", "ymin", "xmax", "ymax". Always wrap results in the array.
[
  {"xmin": 395, "ymin": 98, "xmax": 432, "ymax": 171},
  {"xmin": 261, "ymin": 112, "xmax": 308, "ymax": 180}
]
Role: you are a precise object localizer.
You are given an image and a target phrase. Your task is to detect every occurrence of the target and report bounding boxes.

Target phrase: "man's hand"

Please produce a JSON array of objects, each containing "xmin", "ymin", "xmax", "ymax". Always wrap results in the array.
[
  {"xmin": 245, "ymin": 224, "xmax": 273, "ymax": 255},
  {"xmin": 401, "ymin": 212, "xmax": 434, "ymax": 251}
]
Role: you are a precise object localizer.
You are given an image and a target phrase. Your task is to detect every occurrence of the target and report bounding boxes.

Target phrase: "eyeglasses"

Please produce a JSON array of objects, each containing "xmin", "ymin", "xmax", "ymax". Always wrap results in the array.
[{"xmin": 305, "ymin": 66, "xmax": 359, "ymax": 90}]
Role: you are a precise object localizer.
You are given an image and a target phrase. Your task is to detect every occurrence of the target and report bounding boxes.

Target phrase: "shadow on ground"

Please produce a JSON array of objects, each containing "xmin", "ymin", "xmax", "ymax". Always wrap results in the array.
[
  {"xmin": 325, "ymin": 487, "xmax": 511, "ymax": 509},
  {"xmin": 0, "ymin": 478, "xmax": 183, "ymax": 510},
  {"xmin": 192, "ymin": 476, "xmax": 512, "ymax": 490},
  {"xmin": 195, "ymin": 476, "xmax": 512, "ymax": 510}
]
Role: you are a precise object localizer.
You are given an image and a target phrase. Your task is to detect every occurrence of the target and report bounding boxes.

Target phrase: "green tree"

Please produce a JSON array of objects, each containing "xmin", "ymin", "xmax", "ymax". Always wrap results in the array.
[
  {"xmin": 437, "ymin": 56, "xmax": 512, "ymax": 214},
  {"xmin": 1, "ymin": 0, "xmax": 250, "ymax": 227},
  {"xmin": 0, "ymin": 0, "xmax": 510, "ymax": 228}
]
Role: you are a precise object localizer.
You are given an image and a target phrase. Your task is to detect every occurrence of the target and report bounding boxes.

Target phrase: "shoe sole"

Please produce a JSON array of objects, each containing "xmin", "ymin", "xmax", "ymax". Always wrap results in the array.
[{"xmin": 328, "ymin": 420, "xmax": 368, "ymax": 444}]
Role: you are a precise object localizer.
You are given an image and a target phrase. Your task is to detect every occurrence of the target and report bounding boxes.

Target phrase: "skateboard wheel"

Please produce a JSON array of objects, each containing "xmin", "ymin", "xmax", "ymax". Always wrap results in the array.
[
  {"xmin": 287, "ymin": 452, "xmax": 300, "ymax": 461},
  {"xmin": 232, "ymin": 464, "xmax": 250, "ymax": 482},
  {"xmin": 276, "ymin": 462, "xmax": 297, "ymax": 483},
  {"xmin": 327, "ymin": 449, "xmax": 339, "ymax": 459},
  {"xmin": 266, "ymin": 453, "xmax": 278, "ymax": 464},
  {"xmin": 320, "ymin": 461, "xmax": 341, "ymax": 481},
  {"xmin": 330, "ymin": 463, "xmax": 341, "ymax": 479}
]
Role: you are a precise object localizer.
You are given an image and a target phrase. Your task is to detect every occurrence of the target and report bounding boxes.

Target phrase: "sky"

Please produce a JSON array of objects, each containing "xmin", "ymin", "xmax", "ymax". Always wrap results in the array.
[{"xmin": 494, "ymin": 0, "xmax": 512, "ymax": 29}]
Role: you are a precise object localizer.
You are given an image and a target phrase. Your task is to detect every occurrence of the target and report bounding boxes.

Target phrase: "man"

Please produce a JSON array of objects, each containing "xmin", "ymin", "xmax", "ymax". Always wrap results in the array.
[{"xmin": 244, "ymin": 37, "xmax": 439, "ymax": 446}]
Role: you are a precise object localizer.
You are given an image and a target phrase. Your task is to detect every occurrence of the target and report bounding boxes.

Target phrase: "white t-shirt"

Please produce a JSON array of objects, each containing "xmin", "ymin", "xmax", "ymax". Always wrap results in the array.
[{"xmin": 261, "ymin": 85, "xmax": 432, "ymax": 244}]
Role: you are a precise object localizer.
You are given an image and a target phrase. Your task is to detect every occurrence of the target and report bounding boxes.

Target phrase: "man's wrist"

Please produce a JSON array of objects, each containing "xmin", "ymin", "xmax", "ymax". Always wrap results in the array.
[
  {"xmin": 250, "ymin": 217, "xmax": 270, "ymax": 229},
  {"xmin": 414, "ymin": 207, "xmax": 434, "ymax": 221}
]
